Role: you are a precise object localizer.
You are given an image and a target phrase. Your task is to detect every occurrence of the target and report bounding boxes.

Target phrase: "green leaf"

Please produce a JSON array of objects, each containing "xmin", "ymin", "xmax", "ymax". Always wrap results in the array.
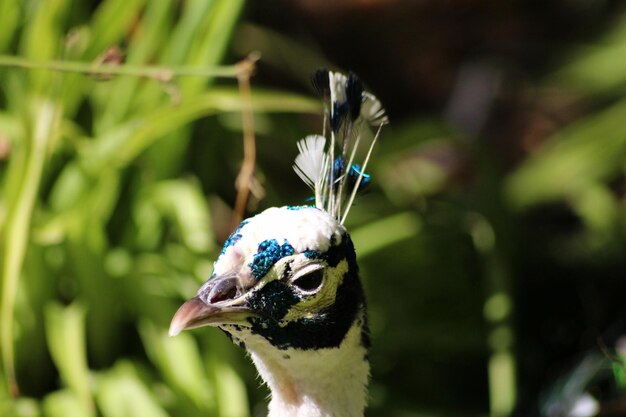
[
  {"xmin": 161, "ymin": 0, "xmax": 219, "ymax": 65},
  {"xmin": 1, "ymin": 99, "xmax": 61, "ymax": 395},
  {"xmin": 80, "ymin": 88, "xmax": 320, "ymax": 174},
  {"xmin": 19, "ymin": 0, "xmax": 71, "ymax": 92},
  {"xmin": 42, "ymin": 390, "xmax": 92, "ymax": 417},
  {"xmin": 139, "ymin": 321, "xmax": 215, "ymax": 412},
  {"xmin": 95, "ymin": 362, "xmax": 169, "ymax": 417},
  {"xmin": 148, "ymin": 179, "xmax": 215, "ymax": 253},
  {"xmin": 0, "ymin": 1, "xmax": 20, "ymax": 53},
  {"xmin": 96, "ymin": 0, "xmax": 175, "ymax": 130},
  {"xmin": 505, "ymin": 97, "xmax": 626, "ymax": 210},
  {"xmin": 87, "ymin": 0, "xmax": 147, "ymax": 58},
  {"xmin": 210, "ymin": 361, "xmax": 249, "ymax": 417},
  {"xmin": 350, "ymin": 212, "xmax": 422, "ymax": 258},
  {"xmin": 0, "ymin": 395, "xmax": 40, "ymax": 417},
  {"xmin": 569, "ymin": 182, "xmax": 620, "ymax": 236},
  {"xmin": 177, "ymin": 0, "xmax": 245, "ymax": 93},
  {"xmin": 44, "ymin": 302, "xmax": 93, "ymax": 415},
  {"xmin": 551, "ymin": 14, "xmax": 626, "ymax": 95}
]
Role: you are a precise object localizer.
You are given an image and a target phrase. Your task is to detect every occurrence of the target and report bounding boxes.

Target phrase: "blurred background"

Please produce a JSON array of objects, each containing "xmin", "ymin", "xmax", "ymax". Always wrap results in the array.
[{"xmin": 1, "ymin": 1, "xmax": 626, "ymax": 416}]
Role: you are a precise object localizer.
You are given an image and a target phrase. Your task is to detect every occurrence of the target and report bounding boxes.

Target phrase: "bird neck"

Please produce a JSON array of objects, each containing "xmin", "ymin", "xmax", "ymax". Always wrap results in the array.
[{"xmin": 247, "ymin": 316, "xmax": 370, "ymax": 417}]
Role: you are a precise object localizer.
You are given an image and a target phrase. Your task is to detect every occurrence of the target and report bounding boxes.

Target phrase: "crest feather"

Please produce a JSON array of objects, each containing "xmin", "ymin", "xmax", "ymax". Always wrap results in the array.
[
  {"xmin": 293, "ymin": 70, "xmax": 388, "ymax": 224},
  {"xmin": 293, "ymin": 135, "xmax": 329, "ymax": 209},
  {"xmin": 361, "ymin": 92, "xmax": 389, "ymax": 126}
]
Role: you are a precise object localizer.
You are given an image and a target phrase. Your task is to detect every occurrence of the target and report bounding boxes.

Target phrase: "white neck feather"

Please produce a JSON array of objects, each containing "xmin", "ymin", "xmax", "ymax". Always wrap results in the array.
[{"xmin": 244, "ymin": 319, "xmax": 369, "ymax": 417}]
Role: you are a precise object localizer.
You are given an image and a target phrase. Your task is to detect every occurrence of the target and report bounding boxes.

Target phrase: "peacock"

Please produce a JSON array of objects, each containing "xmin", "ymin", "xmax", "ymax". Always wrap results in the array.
[{"xmin": 169, "ymin": 69, "xmax": 388, "ymax": 417}]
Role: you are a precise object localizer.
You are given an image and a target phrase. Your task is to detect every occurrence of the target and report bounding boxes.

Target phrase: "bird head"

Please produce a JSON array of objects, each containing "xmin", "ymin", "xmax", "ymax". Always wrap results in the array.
[
  {"xmin": 169, "ymin": 205, "xmax": 368, "ymax": 352},
  {"xmin": 168, "ymin": 69, "xmax": 386, "ymax": 416}
]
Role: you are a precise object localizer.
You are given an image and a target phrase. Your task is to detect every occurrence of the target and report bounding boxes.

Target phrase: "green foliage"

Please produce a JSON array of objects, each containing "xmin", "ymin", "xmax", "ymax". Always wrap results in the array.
[
  {"xmin": 505, "ymin": 19, "xmax": 626, "ymax": 253},
  {"xmin": 1, "ymin": 2, "xmax": 626, "ymax": 417},
  {"xmin": 45, "ymin": 303, "xmax": 92, "ymax": 414},
  {"xmin": 0, "ymin": 1, "xmax": 317, "ymax": 416}
]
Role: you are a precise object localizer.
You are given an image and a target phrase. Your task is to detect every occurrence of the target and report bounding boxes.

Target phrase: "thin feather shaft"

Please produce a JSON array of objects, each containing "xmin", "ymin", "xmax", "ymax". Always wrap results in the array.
[
  {"xmin": 341, "ymin": 123, "xmax": 383, "ymax": 224},
  {"xmin": 336, "ymin": 119, "xmax": 354, "ymax": 219},
  {"xmin": 328, "ymin": 130, "xmax": 336, "ymax": 216},
  {"xmin": 335, "ymin": 123, "xmax": 361, "ymax": 219},
  {"xmin": 315, "ymin": 152, "xmax": 330, "ymax": 208}
]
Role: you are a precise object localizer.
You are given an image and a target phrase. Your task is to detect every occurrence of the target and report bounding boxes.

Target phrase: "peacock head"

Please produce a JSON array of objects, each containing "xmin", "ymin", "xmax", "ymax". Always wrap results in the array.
[
  {"xmin": 169, "ymin": 205, "xmax": 368, "ymax": 351},
  {"xmin": 169, "ymin": 69, "xmax": 386, "ymax": 416}
]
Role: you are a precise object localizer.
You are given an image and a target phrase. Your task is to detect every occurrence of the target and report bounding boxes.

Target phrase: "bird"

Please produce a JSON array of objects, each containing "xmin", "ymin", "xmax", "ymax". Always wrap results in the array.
[{"xmin": 169, "ymin": 69, "xmax": 388, "ymax": 417}]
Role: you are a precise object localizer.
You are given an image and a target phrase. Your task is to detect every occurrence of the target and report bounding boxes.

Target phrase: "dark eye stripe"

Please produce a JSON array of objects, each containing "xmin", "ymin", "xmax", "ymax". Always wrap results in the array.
[
  {"xmin": 247, "ymin": 280, "xmax": 299, "ymax": 322},
  {"xmin": 281, "ymin": 261, "xmax": 292, "ymax": 281},
  {"xmin": 247, "ymin": 264, "xmax": 364, "ymax": 350}
]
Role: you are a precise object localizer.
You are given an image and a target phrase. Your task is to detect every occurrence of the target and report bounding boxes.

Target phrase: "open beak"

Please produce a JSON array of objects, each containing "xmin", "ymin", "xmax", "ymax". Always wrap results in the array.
[{"xmin": 168, "ymin": 276, "xmax": 254, "ymax": 337}]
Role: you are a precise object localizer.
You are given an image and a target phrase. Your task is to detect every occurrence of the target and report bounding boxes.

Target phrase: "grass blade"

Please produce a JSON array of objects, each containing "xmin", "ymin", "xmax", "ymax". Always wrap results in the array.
[
  {"xmin": 1, "ymin": 100, "xmax": 61, "ymax": 396},
  {"xmin": 44, "ymin": 303, "xmax": 94, "ymax": 416},
  {"xmin": 95, "ymin": 362, "xmax": 169, "ymax": 417}
]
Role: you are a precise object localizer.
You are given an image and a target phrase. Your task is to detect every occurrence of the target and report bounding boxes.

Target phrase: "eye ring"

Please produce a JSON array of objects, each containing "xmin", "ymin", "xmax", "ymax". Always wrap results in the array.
[{"xmin": 291, "ymin": 269, "xmax": 324, "ymax": 292}]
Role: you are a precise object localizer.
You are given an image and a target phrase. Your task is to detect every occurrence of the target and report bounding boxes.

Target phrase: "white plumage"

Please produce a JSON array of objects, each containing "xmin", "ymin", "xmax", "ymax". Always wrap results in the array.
[
  {"xmin": 212, "ymin": 206, "xmax": 344, "ymax": 277},
  {"xmin": 245, "ymin": 312, "xmax": 370, "ymax": 417}
]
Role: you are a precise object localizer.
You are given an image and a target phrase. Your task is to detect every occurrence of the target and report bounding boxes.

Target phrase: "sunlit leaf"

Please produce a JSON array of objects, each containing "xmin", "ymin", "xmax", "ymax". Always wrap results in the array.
[
  {"xmin": 505, "ymin": 97, "xmax": 626, "ymax": 210},
  {"xmin": 80, "ymin": 89, "xmax": 320, "ymax": 174},
  {"xmin": 42, "ymin": 390, "xmax": 92, "ymax": 417},
  {"xmin": 351, "ymin": 212, "xmax": 422, "ymax": 258},
  {"xmin": 87, "ymin": 0, "xmax": 147, "ymax": 58},
  {"xmin": 139, "ymin": 321, "xmax": 215, "ymax": 412},
  {"xmin": 148, "ymin": 179, "xmax": 215, "ymax": 253},
  {"xmin": 210, "ymin": 361, "xmax": 249, "ymax": 417},
  {"xmin": 44, "ymin": 302, "xmax": 93, "ymax": 414},
  {"xmin": 95, "ymin": 362, "xmax": 168, "ymax": 417},
  {"xmin": 552, "ymin": 14, "xmax": 626, "ymax": 95}
]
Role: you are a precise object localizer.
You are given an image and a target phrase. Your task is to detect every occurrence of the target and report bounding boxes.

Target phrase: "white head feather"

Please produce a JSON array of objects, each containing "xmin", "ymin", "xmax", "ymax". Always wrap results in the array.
[{"xmin": 293, "ymin": 136, "xmax": 330, "ymax": 209}]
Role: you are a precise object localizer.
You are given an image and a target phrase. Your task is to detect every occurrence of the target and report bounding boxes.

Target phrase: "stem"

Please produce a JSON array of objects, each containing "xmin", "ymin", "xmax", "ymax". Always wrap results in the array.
[
  {"xmin": 231, "ymin": 54, "xmax": 259, "ymax": 229},
  {"xmin": 341, "ymin": 123, "xmax": 383, "ymax": 224},
  {"xmin": 0, "ymin": 54, "xmax": 241, "ymax": 81},
  {"xmin": 1, "ymin": 100, "xmax": 59, "ymax": 396}
]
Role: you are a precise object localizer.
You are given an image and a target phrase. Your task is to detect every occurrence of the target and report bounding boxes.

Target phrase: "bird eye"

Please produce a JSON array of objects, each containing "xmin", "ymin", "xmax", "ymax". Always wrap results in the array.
[{"xmin": 292, "ymin": 269, "xmax": 324, "ymax": 292}]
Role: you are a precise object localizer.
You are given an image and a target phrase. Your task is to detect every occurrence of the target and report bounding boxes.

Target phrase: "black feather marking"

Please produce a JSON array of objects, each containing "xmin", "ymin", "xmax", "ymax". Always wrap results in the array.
[
  {"xmin": 331, "ymin": 101, "xmax": 348, "ymax": 133},
  {"xmin": 247, "ymin": 273, "xmax": 365, "ymax": 350},
  {"xmin": 304, "ymin": 232, "xmax": 352, "ymax": 268},
  {"xmin": 346, "ymin": 72, "xmax": 364, "ymax": 122},
  {"xmin": 247, "ymin": 280, "xmax": 299, "ymax": 323},
  {"xmin": 311, "ymin": 68, "xmax": 330, "ymax": 97},
  {"xmin": 220, "ymin": 327, "xmax": 246, "ymax": 349},
  {"xmin": 246, "ymin": 234, "xmax": 367, "ymax": 350},
  {"xmin": 281, "ymin": 261, "xmax": 292, "ymax": 281}
]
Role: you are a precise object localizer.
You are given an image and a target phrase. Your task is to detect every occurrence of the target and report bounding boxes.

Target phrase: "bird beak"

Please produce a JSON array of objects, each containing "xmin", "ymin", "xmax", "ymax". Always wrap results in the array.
[{"xmin": 168, "ymin": 276, "xmax": 254, "ymax": 337}]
